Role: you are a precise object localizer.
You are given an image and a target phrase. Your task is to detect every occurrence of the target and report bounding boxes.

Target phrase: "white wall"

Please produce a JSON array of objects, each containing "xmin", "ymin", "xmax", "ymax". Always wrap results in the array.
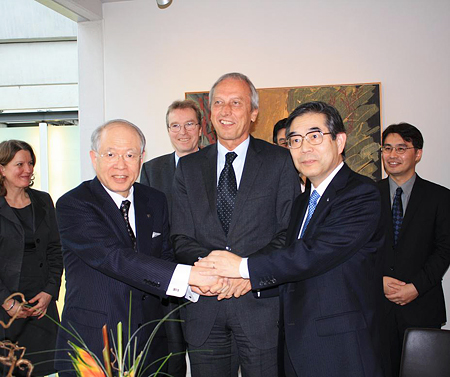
[
  {"xmin": 98, "ymin": 0, "xmax": 450, "ymax": 188},
  {"xmin": 78, "ymin": 0, "xmax": 450, "ymax": 324}
]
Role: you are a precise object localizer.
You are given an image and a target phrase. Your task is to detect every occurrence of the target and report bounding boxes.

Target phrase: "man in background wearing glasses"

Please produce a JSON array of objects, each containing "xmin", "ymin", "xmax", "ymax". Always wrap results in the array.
[
  {"xmin": 140, "ymin": 99, "xmax": 202, "ymax": 207},
  {"xmin": 379, "ymin": 123, "xmax": 450, "ymax": 377},
  {"xmin": 140, "ymin": 100, "xmax": 202, "ymax": 377},
  {"xmin": 197, "ymin": 101, "xmax": 386, "ymax": 377}
]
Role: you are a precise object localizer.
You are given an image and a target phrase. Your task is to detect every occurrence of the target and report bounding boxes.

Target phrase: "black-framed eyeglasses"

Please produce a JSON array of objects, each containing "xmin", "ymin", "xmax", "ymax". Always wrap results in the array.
[
  {"xmin": 97, "ymin": 151, "xmax": 142, "ymax": 163},
  {"xmin": 168, "ymin": 122, "xmax": 199, "ymax": 133},
  {"xmin": 287, "ymin": 130, "xmax": 331, "ymax": 149},
  {"xmin": 380, "ymin": 146, "xmax": 415, "ymax": 155}
]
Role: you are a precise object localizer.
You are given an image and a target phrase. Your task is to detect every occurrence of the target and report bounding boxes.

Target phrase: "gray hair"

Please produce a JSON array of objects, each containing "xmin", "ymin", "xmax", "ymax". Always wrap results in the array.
[
  {"xmin": 209, "ymin": 72, "xmax": 259, "ymax": 111},
  {"xmin": 91, "ymin": 119, "xmax": 146, "ymax": 153}
]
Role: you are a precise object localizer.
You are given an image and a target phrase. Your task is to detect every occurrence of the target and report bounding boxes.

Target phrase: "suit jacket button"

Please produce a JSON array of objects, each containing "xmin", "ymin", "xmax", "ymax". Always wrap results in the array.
[
  {"xmin": 390, "ymin": 267, "xmax": 395, "ymax": 271},
  {"xmin": 36, "ymin": 239, "xmax": 40, "ymax": 244},
  {"xmin": 156, "ymin": 282, "xmax": 161, "ymax": 287},
  {"xmin": 142, "ymin": 295, "xmax": 147, "ymax": 300},
  {"xmin": 39, "ymin": 263, "xmax": 43, "ymax": 267}
]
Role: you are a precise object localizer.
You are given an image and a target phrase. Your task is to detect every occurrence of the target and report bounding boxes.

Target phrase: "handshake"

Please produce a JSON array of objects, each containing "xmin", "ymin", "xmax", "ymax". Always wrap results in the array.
[{"xmin": 187, "ymin": 250, "xmax": 250, "ymax": 300}]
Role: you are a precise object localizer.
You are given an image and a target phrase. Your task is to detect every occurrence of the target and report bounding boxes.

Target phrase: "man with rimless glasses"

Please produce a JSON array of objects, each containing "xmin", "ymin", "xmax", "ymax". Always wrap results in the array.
[
  {"xmin": 140, "ymin": 100, "xmax": 202, "ymax": 208},
  {"xmin": 140, "ymin": 100, "xmax": 203, "ymax": 377},
  {"xmin": 378, "ymin": 123, "xmax": 450, "ymax": 377},
  {"xmin": 197, "ymin": 101, "xmax": 386, "ymax": 376}
]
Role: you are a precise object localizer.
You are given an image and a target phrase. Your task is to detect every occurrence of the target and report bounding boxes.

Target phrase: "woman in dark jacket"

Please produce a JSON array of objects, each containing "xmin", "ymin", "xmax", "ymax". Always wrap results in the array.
[{"xmin": 0, "ymin": 140, "xmax": 63, "ymax": 376}]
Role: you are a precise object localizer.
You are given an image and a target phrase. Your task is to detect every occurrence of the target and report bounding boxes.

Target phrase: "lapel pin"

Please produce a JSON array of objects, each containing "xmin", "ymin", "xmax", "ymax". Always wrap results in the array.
[
  {"xmin": 147, "ymin": 214, "xmax": 151, "ymax": 218},
  {"xmin": 327, "ymin": 198, "xmax": 330, "ymax": 202}
]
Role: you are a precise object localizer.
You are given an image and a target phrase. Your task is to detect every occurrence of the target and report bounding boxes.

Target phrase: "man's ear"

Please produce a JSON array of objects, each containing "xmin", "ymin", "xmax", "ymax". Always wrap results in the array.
[
  {"xmin": 89, "ymin": 150, "xmax": 97, "ymax": 170},
  {"xmin": 415, "ymin": 148, "xmax": 423, "ymax": 164},
  {"xmin": 336, "ymin": 132, "xmax": 347, "ymax": 155},
  {"xmin": 250, "ymin": 108, "xmax": 259, "ymax": 123}
]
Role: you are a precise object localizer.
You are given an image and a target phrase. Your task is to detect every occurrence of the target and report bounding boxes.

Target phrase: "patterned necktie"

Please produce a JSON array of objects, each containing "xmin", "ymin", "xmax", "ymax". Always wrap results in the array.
[
  {"xmin": 300, "ymin": 190, "xmax": 320, "ymax": 238},
  {"xmin": 120, "ymin": 200, "xmax": 137, "ymax": 250},
  {"xmin": 217, "ymin": 152, "xmax": 238, "ymax": 235},
  {"xmin": 392, "ymin": 187, "xmax": 403, "ymax": 245}
]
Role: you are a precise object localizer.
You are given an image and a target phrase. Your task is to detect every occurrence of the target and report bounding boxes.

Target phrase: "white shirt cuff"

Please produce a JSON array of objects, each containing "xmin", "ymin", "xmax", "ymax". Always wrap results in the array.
[
  {"xmin": 239, "ymin": 258, "xmax": 250, "ymax": 279},
  {"xmin": 166, "ymin": 264, "xmax": 199, "ymax": 302}
]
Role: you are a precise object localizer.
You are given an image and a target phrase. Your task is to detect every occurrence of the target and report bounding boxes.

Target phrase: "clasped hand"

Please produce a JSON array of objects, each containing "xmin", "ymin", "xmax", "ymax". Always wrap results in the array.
[
  {"xmin": 383, "ymin": 276, "xmax": 419, "ymax": 306},
  {"xmin": 190, "ymin": 250, "xmax": 251, "ymax": 300}
]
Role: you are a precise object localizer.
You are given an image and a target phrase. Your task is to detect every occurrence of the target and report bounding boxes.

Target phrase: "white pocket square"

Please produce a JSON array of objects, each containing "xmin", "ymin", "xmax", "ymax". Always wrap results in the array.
[{"xmin": 152, "ymin": 232, "xmax": 161, "ymax": 238}]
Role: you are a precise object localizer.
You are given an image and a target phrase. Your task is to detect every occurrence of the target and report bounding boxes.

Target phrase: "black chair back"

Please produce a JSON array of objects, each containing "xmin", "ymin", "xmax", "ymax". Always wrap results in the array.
[{"xmin": 400, "ymin": 328, "xmax": 450, "ymax": 377}]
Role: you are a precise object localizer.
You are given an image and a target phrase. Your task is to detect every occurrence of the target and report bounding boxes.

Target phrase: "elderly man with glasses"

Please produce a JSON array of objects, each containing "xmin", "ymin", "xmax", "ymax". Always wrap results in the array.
[
  {"xmin": 54, "ymin": 119, "xmax": 220, "ymax": 377},
  {"xmin": 198, "ymin": 101, "xmax": 387, "ymax": 377}
]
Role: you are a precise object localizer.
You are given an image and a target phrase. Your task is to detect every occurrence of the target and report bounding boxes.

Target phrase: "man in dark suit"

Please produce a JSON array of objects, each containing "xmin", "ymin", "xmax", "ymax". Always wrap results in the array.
[
  {"xmin": 140, "ymin": 99, "xmax": 202, "ymax": 377},
  {"xmin": 54, "ymin": 120, "xmax": 220, "ymax": 376},
  {"xmin": 198, "ymin": 101, "xmax": 386, "ymax": 377},
  {"xmin": 170, "ymin": 73, "xmax": 299, "ymax": 376},
  {"xmin": 379, "ymin": 122, "xmax": 450, "ymax": 377}
]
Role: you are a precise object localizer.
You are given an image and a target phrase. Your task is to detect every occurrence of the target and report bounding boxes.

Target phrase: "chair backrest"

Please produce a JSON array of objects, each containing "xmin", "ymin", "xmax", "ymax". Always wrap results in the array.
[{"xmin": 400, "ymin": 328, "xmax": 450, "ymax": 377}]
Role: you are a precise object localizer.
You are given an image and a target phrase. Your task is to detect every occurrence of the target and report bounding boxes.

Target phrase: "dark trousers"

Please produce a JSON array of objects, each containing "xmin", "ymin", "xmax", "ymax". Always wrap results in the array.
[
  {"xmin": 187, "ymin": 299, "xmax": 278, "ymax": 377},
  {"xmin": 161, "ymin": 297, "xmax": 187, "ymax": 377},
  {"xmin": 281, "ymin": 341, "xmax": 297, "ymax": 377}
]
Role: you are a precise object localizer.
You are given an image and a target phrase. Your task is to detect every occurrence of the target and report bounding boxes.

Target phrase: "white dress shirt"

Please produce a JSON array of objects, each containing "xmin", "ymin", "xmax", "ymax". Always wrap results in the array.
[{"xmin": 216, "ymin": 137, "xmax": 250, "ymax": 188}]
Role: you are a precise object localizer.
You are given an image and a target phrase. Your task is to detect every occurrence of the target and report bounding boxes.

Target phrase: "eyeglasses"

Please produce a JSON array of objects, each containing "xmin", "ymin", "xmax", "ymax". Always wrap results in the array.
[
  {"xmin": 168, "ymin": 122, "xmax": 199, "ymax": 133},
  {"xmin": 287, "ymin": 130, "xmax": 331, "ymax": 149},
  {"xmin": 380, "ymin": 146, "xmax": 415, "ymax": 154},
  {"xmin": 97, "ymin": 151, "xmax": 142, "ymax": 163}
]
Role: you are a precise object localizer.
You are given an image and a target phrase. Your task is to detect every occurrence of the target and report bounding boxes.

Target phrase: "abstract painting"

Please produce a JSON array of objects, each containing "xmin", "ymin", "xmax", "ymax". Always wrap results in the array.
[{"xmin": 186, "ymin": 82, "xmax": 382, "ymax": 181}]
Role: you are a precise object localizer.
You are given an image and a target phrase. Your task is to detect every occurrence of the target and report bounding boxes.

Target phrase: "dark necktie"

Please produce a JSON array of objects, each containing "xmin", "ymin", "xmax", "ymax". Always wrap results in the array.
[
  {"xmin": 300, "ymin": 190, "xmax": 320, "ymax": 238},
  {"xmin": 392, "ymin": 187, "xmax": 403, "ymax": 245},
  {"xmin": 217, "ymin": 152, "xmax": 238, "ymax": 235},
  {"xmin": 120, "ymin": 200, "xmax": 137, "ymax": 250}
]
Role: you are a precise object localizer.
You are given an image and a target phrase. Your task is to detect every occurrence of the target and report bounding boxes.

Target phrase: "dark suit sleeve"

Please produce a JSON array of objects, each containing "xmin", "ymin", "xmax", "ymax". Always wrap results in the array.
[
  {"xmin": 170, "ymin": 161, "xmax": 210, "ymax": 264},
  {"xmin": 56, "ymin": 192, "xmax": 177, "ymax": 298},
  {"xmin": 249, "ymin": 180, "xmax": 382, "ymax": 287},
  {"xmin": 410, "ymin": 188, "xmax": 450, "ymax": 295},
  {"xmin": 41, "ymin": 193, "xmax": 63, "ymax": 299}
]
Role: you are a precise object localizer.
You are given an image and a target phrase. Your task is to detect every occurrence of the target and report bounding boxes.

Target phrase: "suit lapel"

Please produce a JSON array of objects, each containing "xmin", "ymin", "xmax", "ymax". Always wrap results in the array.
[
  {"xmin": 397, "ymin": 175, "xmax": 423, "ymax": 243},
  {"xmin": 287, "ymin": 189, "xmax": 309, "ymax": 244},
  {"xmin": 91, "ymin": 178, "xmax": 133, "ymax": 249},
  {"xmin": 28, "ymin": 189, "xmax": 46, "ymax": 232},
  {"xmin": 228, "ymin": 137, "xmax": 263, "ymax": 235},
  {"xmin": 201, "ymin": 145, "xmax": 219, "ymax": 216},
  {"xmin": 0, "ymin": 196, "xmax": 21, "ymax": 229},
  {"xmin": 164, "ymin": 152, "xmax": 176, "ymax": 187},
  {"xmin": 379, "ymin": 178, "xmax": 394, "ymax": 245},
  {"xmin": 134, "ymin": 184, "xmax": 154, "ymax": 254}
]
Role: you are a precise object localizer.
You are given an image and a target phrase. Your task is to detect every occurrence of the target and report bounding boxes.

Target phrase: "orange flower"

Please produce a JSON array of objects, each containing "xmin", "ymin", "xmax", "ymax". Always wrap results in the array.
[{"xmin": 68, "ymin": 342, "xmax": 106, "ymax": 377}]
